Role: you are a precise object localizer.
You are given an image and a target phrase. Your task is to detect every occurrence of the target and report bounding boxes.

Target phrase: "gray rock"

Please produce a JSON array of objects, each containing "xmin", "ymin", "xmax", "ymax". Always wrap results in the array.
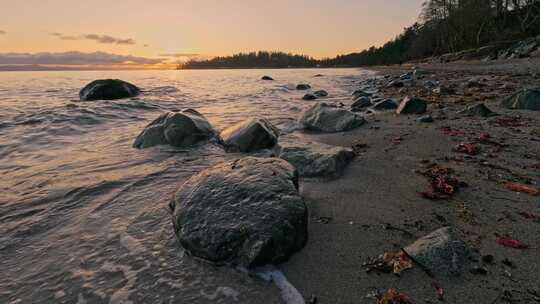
[
  {"xmin": 170, "ymin": 157, "xmax": 307, "ymax": 268},
  {"xmin": 296, "ymin": 84, "xmax": 311, "ymax": 90},
  {"xmin": 351, "ymin": 96, "xmax": 372, "ymax": 110},
  {"xmin": 404, "ymin": 227, "xmax": 469, "ymax": 276},
  {"xmin": 219, "ymin": 118, "xmax": 279, "ymax": 152},
  {"xmin": 313, "ymin": 90, "xmax": 328, "ymax": 97},
  {"xmin": 276, "ymin": 141, "xmax": 355, "ymax": 177},
  {"xmin": 396, "ymin": 96, "xmax": 427, "ymax": 114},
  {"xmin": 417, "ymin": 115, "xmax": 434, "ymax": 123},
  {"xmin": 458, "ymin": 103, "xmax": 498, "ymax": 117},
  {"xmin": 133, "ymin": 109, "xmax": 215, "ymax": 149},
  {"xmin": 302, "ymin": 93, "xmax": 317, "ymax": 101},
  {"xmin": 80, "ymin": 79, "xmax": 140, "ymax": 101},
  {"xmin": 299, "ymin": 102, "xmax": 365, "ymax": 132},
  {"xmin": 501, "ymin": 88, "xmax": 540, "ymax": 111},
  {"xmin": 372, "ymin": 99, "xmax": 398, "ymax": 110},
  {"xmin": 351, "ymin": 89, "xmax": 372, "ymax": 99},
  {"xmin": 387, "ymin": 80, "xmax": 404, "ymax": 88},
  {"xmin": 262, "ymin": 76, "xmax": 274, "ymax": 81}
]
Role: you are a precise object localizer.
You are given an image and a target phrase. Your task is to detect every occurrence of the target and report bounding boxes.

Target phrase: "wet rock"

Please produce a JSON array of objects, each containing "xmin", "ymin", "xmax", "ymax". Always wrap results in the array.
[
  {"xmin": 276, "ymin": 141, "xmax": 355, "ymax": 177},
  {"xmin": 313, "ymin": 90, "xmax": 328, "ymax": 97},
  {"xmin": 396, "ymin": 96, "xmax": 427, "ymax": 115},
  {"xmin": 299, "ymin": 102, "xmax": 365, "ymax": 132},
  {"xmin": 458, "ymin": 103, "xmax": 498, "ymax": 117},
  {"xmin": 351, "ymin": 97, "xmax": 372, "ymax": 111},
  {"xmin": 372, "ymin": 99, "xmax": 399, "ymax": 111},
  {"xmin": 219, "ymin": 118, "xmax": 279, "ymax": 152},
  {"xmin": 302, "ymin": 93, "xmax": 318, "ymax": 101},
  {"xmin": 80, "ymin": 79, "xmax": 140, "ymax": 101},
  {"xmin": 133, "ymin": 109, "xmax": 215, "ymax": 149},
  {"xmin": 417, "ymin": 115, "xmax": 434, "ymax": 123},
  {"xmin": 296, "ymin": 84, "xmax": 311, "ymax": 90},
  {"xmin": 404, "ymin": 227, "xmax": 469, "ymax": 276},
  {"xmin": 501, "ymin": 87, "xmax": 540, "ymax": 111},
  {"xmin": 351, "ymin": 89, "xmax": 372, "ymax": 99},
  {"xmin": 262, "ymin": 76, "xmax": 274, "ymax": 81},
  {"xmin": 170, "ymin": 157, "xmax": 307, "ymax": 268}
]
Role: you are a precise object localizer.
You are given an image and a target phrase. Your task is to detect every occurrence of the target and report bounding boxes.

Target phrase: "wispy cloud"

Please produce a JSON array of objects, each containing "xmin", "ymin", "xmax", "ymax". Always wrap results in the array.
[
  {"xmin": 0, "ymin": 51, "xmax": 163, "ymax": 65},
  {"xmin": 0, "ymin": 30, "xmax": 6, "ymax": 35},
  {"xmin": 51, "ymin": 33, "xmax": 136, "ymax": 45},
  {"xmin": 159, "ymin": 53, "xmax": 200, "ymax": 58}
]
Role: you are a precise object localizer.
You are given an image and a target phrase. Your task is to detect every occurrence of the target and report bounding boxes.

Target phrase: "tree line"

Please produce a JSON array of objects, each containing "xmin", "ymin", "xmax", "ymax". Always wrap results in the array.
[{"xmin": 180, "ymin": 0, "xmax": 540, "ymax": 69}]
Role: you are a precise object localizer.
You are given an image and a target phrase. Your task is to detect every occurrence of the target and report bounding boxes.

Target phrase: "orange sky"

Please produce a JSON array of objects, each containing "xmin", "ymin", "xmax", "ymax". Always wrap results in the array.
[{"xmin": 0, "ymin": 0, "xmax": 425, "ymax": 67}]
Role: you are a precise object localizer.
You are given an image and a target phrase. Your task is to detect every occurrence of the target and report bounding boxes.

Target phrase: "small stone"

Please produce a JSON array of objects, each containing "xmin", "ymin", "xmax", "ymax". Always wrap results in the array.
[
  {"xmin": 261, "ymin": 76, "xmax": 274, "ymax": 81},
  {"xmin": 417, "ymin": 115, "xmax": 434, "ymax": 123},
  {"xmin": 313, "ymin": 90, "xmax": 328, "ymax": 97},
  {"xmin": 296, "ymin": 84, "xmax": 311, "ymax": 90}
]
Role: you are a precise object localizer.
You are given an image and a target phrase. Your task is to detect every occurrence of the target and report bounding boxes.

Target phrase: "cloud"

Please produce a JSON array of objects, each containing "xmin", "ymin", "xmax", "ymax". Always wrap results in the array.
[
  {"xmin": 159, "ymin": 53, "xmax": 200, "ymax": 58},
  {"xmin": 51, "ymin": 33, "xmax": 136, "ymax": 45},
  {"xmin": 0, "ymin": 51, "xmax": 163, "ymax": 65},
  {"xmin": 0, "ymin": 30, "xmax": 6, "ymax": 35}
]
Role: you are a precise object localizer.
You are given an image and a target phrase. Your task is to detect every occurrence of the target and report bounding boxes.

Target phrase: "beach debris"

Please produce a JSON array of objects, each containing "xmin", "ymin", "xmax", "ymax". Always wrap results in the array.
[
  {"xmin": 302, "ymin": 93, "xmax": 317, "ymax": 100},
  {"xmin": 454, "ymin": 143, "xmax": 480, "ymax": 156},
  {"xmin": 392, "ymin": 136, "xmax": 404, "ymax": 145},
  {"xmin": 396, "ymin": 96, "xmax": 427, "ymax": 115},
  {"xmin": 441, "ymin": 126, "xmax": 465, "ymax": 137},
  {"xmin": 299, "ymin": 102, "xmax": 365, "ymax": 132},
  {"xmin": 376, "ymin": 289, "xmax": 412, "ymax": 304},
  {"xmin": 296, "ymin": 84, "xmax": 311, "ymax": 90},
  {"xmin": 432, "ymin": 281, "xmax": 445, "ymax": 301},
  {"xmin": 517, "ymin": 211, "xmax": 540, "ymax": 222},
  {"xmin": 404, "ymin": 227, "xmax": 469, "ymax": 276},
  {"xmin": 505, "ymin": 182, "xmax": 540, "ymax": 196},
  {"xmin": 496, "ymin": 234, "xmax": 529, "ymax": 249},
  {"xmin": 418, "ymin": 164, "xmax": 467, "ymax": 200},
  {"xmin": 219, "ymin": 118, "xmax": 279, "ymax": 152},
  {"xmin": 261, "ymin": 75, "xmax": 274, "ymax": 81},
  {"xmin": 501, "ymin": 87, "xmax": 540, "ymax": 111},
  {"xmin": 363, "ymin": 249, "xmax": 413, "ymax": 275}
]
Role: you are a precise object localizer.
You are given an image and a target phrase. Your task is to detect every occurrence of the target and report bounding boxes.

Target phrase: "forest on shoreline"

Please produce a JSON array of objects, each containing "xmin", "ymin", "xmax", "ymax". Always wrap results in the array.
[{"xmin": 181, "ymin": 0, "xmax": 540, "ymax": 69}]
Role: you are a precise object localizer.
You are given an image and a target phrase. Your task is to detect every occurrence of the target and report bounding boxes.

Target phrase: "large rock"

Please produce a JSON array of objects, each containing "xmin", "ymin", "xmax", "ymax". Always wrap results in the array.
[
  {"xmin": 396, "ymin": 96, "xmax": 427, "ymax": 114},
  {"xmin": 404, "ymin": 227, "xmax": 469, "ymax": 276},
  {"xmin": 79, "ymin": 79, "xmax": 140, "ymax": 101},
  {"xmin": 501, "ymin": 88, "xmax": 540, "ymax": 111},
  {"xmin": 299, "ymin": 102, "xmax": 365, "ymax": 132},
  {"xmin": 276, "ymin": 141, "xmax": 355, "ymax": 177},
  {"xmin": 458, "ymin": 103, "xmax": 498, "ymax": 117},
  {"xmin": 219, "ymin": 118, "xmax": 279, "ymax": 152},
  {"xmin": 170, "ymin": 157, "xmax": 307, "ymax": 268},
  {"xmin": 133, "ymin": 109, "xmax": 215, "ymax": 149}
]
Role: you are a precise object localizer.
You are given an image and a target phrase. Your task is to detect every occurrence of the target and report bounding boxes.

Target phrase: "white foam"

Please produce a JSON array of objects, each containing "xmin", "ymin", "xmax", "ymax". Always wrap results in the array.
[{"xmin": 255, "ymin": 265, "xmax": 305, "ymax": 304}]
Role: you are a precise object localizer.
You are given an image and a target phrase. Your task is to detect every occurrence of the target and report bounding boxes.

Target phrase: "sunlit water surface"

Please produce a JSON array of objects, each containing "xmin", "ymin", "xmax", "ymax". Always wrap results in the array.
[{"xmin": 0, "ymin": 68, "xmax": 372, "ymax": 303}]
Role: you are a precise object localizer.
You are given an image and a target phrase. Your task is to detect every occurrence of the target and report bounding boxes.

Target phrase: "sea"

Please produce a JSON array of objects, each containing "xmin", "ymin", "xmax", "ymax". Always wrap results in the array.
[{"xmin": 0, "ymin": 68, "xmax": 373, "ymax": 304}]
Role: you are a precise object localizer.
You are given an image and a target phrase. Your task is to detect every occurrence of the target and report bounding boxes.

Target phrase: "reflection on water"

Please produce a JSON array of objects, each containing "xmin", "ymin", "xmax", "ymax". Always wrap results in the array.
[{"xmin": 0, "ymin": 68, "xmax": 371, "ymax": 303}]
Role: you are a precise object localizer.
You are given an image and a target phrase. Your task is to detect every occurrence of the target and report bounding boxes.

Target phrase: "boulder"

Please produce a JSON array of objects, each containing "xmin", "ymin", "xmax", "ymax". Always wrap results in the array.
[
  {"xmin": 170, "ymin": 157, "xmax": 307, "ymax": 268},
  {"xmin": 302, "ymin": 93, "xmax": 317, "ymax": 101},
  {"xmin": 458, "ymin": 103, "xmax": 498, "ymax": 117},
  {"xmin": 372, "ymin": 99, "xmax": 398, "ymax": 110},
  {"xmin": 262, "ymin": 76, "xmax": 274, "ymax": 81},
  {"xmin": 133, "ymin": 109, "xmax": 215, "ymax": 149},
  {"xmin": 501, "ymin": 88, "xmax": 540, "ymax": 111},
  {"xmin": 219, "ymin": 118, "xmax": 279, "ymax": 152},
  {"xmin": 396, "ymin": 96, "xmax": 427, "ymax": 114},
  {"xmin": 404, "ymin": 227, "xmax": 469, "ymax": 276},
  {"xmin": 276, "ymin": 141, "xmax": 355, "ymax": 177},
  {"xmin": 296, "ymin": 84, "xmax": 311, "ymax": 90},
  {"xmin": 313, "ymin": 90, "xmax": 328, "ymax": 97},
  {"xmin": 79, "ymin": 79, "xmax": 140, "ymax": 101},
  {"xmin": 299, "ymin": 103, "xmax": 365, "ymax": 132}
]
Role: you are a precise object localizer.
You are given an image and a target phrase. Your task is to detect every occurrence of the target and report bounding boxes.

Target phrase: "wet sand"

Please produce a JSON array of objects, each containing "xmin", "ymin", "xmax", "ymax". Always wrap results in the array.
[{"xmin": 281, "ymin": 61, "xmax": 540, "ymax": 303}]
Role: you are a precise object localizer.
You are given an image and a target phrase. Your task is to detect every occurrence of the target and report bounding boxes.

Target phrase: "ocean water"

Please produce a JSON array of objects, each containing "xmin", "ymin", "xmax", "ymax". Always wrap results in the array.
[{"xmin": 0, "ymin": 68, "xmax": 372, "ymax": 304}]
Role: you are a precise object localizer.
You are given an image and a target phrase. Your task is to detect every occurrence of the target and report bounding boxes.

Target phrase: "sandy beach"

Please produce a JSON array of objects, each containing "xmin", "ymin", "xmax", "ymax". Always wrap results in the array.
[{"xmin": 281, "ymin": 59, "xmax": 540, "ymax": 304}]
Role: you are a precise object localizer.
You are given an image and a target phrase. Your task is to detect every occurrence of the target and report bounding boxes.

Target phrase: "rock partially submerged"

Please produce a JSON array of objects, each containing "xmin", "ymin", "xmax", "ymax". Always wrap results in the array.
[
  {"xmin": 170, "ymin": 157, "xmax": 307, "ymax": 268},
  {"xmin": 276, "ymin": 141, "xmax": 355, "ymax": 177},
  {"xmin": 299, "ymin": 102, "xmax": 365, "ymax": 132},
  {"xmin": 219, "ymin": 118, "xmax": 279, "ymax": 152},
  {"xmin": 79, "ymin": 79, "xmax": 140, "ymax": 101},
  {"xmin": 296, "ymin": 84, "xmax": 311, "ymax": 90},
  {"xmin": 404, "ymin": 227, "xmax": 469, "ymax": 276},
  {"xmin": 133, "ymin": 109, "xmax": 215, "ymax": 149},
  {"xmin": 262, "ymin": 76, "xmax": 274, "ymax": 81},
  {"xmin": 501, "ymin": 88, "xmax": 540, "ymax": 111},
  {"xmin": 302, "ymin": 93, "xmax": 317, "ymax": 101},
  {"xmin": 458, "ymin": 103, "xmax": 498, "ymax": 117},
  {"xmin": 396, "ymin": 96, "xmax": 427, "ymax": 114}
]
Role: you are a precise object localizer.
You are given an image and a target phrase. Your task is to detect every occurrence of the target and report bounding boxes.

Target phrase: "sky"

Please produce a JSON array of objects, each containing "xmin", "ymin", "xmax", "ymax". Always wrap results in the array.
[{"xmin": 0, "ymin": 0, "xmax": 425, "ymax": 69}]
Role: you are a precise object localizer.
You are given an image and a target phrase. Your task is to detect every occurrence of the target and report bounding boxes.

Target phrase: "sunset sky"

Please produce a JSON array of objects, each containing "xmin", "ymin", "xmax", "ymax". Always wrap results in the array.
[{"xmin": 0, "ymin": 0, "xmax": 425, "ymax": 69}]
